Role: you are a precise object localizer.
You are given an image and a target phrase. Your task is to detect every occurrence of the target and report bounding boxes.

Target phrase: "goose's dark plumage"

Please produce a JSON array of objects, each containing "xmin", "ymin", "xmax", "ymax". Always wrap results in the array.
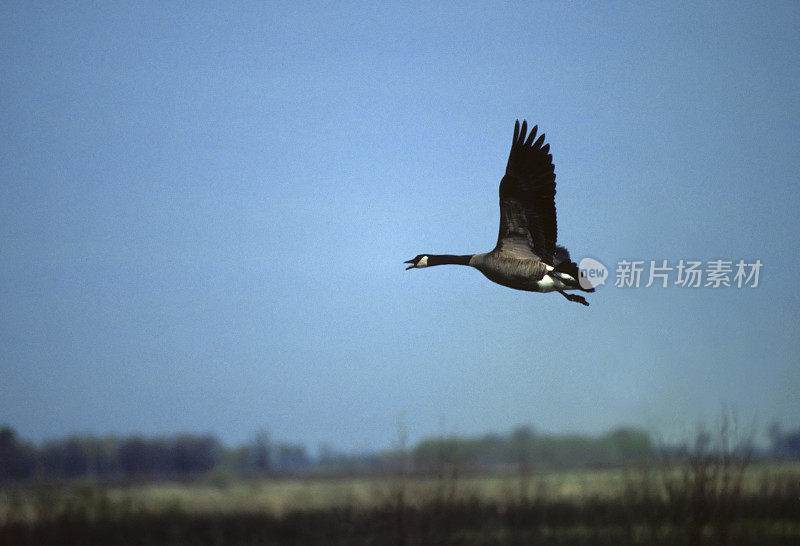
[{"xmin": 405, "ymin": 120, "xmax": 595, "ymax": 305}]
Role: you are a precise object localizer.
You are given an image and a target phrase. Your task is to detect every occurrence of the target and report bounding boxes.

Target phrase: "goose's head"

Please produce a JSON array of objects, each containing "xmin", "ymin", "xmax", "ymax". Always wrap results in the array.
[{"xmin": 404, "ymin": 255, "xmax": 429, "ymax": 270}]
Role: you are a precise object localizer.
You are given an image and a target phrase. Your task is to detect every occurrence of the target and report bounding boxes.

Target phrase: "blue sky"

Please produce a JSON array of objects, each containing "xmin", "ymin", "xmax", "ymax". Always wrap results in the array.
[{"xmin": 2, "ymin": 2, "xmax": 798, "ymax": 452}]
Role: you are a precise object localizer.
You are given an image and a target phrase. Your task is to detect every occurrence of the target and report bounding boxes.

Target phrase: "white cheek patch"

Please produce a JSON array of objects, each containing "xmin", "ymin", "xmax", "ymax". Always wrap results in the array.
[{"xmin": 417, "ymin": 256, "xmax": 429, "ymax": 268}]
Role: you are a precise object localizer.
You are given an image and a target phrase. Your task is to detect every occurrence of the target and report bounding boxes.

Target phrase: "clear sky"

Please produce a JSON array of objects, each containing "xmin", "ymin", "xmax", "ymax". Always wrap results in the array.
[{"xmin": 2, "ymin": 2, "xmax": 798, "ymax": 453}]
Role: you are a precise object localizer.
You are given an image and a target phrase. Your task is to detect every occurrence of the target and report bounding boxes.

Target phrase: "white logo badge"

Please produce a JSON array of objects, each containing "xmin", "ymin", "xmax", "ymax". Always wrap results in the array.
[{"xmin": 578, "ymin": 257, "xmax": 608, "ymax": 289}]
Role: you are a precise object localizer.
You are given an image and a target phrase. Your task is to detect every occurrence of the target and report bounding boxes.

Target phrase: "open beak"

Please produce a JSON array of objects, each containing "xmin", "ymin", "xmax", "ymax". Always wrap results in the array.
[{"xmin": 404, "ymin": 259, "xmax": 415, "ymax": 270}]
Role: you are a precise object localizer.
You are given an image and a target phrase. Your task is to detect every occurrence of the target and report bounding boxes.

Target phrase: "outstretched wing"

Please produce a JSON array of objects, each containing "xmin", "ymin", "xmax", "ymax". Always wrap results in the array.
[{"xmin": 495, "ymin": 120, "xmax": 557, "ymax": 264}]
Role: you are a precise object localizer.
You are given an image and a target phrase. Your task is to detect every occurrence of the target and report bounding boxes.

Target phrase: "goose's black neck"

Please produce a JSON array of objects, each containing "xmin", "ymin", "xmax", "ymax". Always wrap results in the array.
[{"xmin": 427, "ymin": 254, "xmax": 473, "ymax": 266}]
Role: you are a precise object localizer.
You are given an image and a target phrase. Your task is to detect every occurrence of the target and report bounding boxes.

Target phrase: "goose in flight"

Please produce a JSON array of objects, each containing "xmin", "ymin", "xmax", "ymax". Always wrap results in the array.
[{"xmin": 405, "ymin": 120, "xmax": 595, "ymax": 306}]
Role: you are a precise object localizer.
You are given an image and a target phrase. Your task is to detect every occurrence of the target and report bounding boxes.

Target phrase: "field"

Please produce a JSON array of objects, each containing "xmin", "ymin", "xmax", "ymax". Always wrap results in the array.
[{"xmin": 2, "ymin": 462, "xmax": 799, "ymax": 545}]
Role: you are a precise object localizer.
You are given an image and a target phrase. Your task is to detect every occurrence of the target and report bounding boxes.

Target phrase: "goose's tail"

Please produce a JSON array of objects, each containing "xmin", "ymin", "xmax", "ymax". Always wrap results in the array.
[{"xmin": 553, "ymin": 246, "xmax": 595, "ymax": 292}]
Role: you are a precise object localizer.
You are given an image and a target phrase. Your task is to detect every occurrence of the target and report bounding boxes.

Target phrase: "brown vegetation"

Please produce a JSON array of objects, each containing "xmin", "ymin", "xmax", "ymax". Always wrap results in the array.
[{"xmin": 2, "ymin": 421, "xmax": 799, "ymax": 544}]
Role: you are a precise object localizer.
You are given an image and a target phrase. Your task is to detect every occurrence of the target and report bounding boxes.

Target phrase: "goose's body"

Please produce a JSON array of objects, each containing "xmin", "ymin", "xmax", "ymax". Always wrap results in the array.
[
  {"xmin": 405, "ymin": 120, "xmax": 595, "ymax": 306},
  {"xmin": 470, "ymin": 253, "xmax": 557, "ymax": 292}
]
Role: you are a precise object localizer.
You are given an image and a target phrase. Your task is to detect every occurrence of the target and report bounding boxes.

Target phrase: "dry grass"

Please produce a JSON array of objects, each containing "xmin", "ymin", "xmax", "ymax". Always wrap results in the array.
[
  {"xmin": 2, "ymin": 446, "xmax": 799, "ymax": 545},
  {"xmin": 2, "ymin": 462, "xmax": 797, "ymax": 518}
]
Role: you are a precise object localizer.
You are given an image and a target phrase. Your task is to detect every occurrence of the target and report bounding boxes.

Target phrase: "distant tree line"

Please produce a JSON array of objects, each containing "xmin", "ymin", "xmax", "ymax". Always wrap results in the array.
[
  {"xmin": 2, "ymin": 423, "xmax": 799, "ymax": 485},
  {"xmin": 769, "ymin": 422, "xmax": 800, "ymax": 459},
  {"xmin": 408, "ymin": 426, "xmax": 656, "ymax": 471},
  {"xmin": 0, "ymin": 427, "xmax": 308, "ymax": 484}
]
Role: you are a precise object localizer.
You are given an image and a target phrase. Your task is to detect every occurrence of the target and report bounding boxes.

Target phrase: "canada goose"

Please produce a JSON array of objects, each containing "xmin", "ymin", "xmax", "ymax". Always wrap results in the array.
[{"xmin": 405, "ymin": 120, "xmax": 595, "ymax": 306}]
